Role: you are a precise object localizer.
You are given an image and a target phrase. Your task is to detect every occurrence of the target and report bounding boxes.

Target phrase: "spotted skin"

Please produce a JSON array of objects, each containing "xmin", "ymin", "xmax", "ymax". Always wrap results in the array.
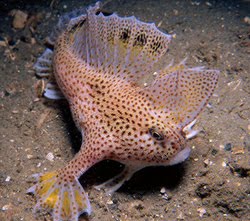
[{"xmin": 28, "ymin": 2, "xmax": 219, "ymax": 221}]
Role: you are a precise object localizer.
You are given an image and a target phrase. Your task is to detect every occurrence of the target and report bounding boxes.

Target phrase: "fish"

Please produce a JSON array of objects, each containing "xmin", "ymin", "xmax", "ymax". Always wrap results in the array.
[{"xmin": 28, "ymin": 2, "xmax": 219, "ymax": 221}]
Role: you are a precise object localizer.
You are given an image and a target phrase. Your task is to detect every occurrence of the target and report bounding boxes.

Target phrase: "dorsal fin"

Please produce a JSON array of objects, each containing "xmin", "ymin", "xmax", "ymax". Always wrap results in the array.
[
  {"xmin": 143, "ymin": 65, "xmax": 219, "ymax": 129},
  {"xmin": 47, "ymin": 7, "xmax": 88, "ymax": 46},
  {"xmin": 71, "ymin": 4, "xmax": 172, "ymax": 83}
]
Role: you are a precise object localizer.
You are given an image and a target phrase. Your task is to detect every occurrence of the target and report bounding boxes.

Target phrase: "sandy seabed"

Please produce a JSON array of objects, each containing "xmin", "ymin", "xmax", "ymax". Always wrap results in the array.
[{"xmin": 0, "ymin": 0, "xmax": 249, "ymax": 220}]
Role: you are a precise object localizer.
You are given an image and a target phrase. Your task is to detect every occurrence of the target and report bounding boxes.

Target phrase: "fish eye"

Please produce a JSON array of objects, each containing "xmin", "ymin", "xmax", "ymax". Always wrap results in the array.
[{"xmin": 149, "ymin": 128, "xmax": 164, "ymax": 141}]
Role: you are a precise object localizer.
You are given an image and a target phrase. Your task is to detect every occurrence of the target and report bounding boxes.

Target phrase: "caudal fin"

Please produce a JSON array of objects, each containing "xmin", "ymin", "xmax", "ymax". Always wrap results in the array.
[{"xmin": 34, "ymin": 48, "xmax": 53, "ymax": 77}]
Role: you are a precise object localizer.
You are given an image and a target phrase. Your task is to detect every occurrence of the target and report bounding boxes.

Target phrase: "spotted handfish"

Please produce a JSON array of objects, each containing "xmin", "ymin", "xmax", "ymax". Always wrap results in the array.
[{"xmin": 28, "ymin": 2, "xmax": 219, "ymax": 221}]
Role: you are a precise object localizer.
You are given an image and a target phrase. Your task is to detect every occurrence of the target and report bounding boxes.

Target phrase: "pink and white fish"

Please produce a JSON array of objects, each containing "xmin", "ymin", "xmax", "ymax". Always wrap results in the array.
[{"xmin": 28, "ymin": 2, "xmax": 219, "ymax": 221}]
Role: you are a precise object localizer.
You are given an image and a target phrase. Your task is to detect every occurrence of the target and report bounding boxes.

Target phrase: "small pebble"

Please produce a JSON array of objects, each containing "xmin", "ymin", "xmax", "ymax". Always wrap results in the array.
[
  {"xmin": 5, "ymin": 176, "xmax": 11, "ymax": 182},
  {"xmin": 0, "ymin": 91, "xmax": 4, "ymax": 98},
  {"xmin": 191, "ymin": 1, "xmax": 200, "ymax": 6},
  {"xmin": 173, "ymin": 9, "xmax": 178, "ymax": 15},
  {"xmin": 27, "ymin": 154, "xmax": 33, "ymax": 159},
  {"xmin": 211, "ymin": 148, "xmax": 218, "ymax": 156},
  {"xmin": 205, "ymin": 2, "xmax": 212, "ymax": 6},
  {"xmin": 244, "ymin": 16, "xmax": 250, "ymax": 25},
  {"xmin": 206, "ymin": 103, "xmax": 212, "ymax": 108},
  {"xmin": 204, "ymin": 159, "xmax": 210, "ymax": 166},
  {"xmin": 31, "ymin": 37, "xmax": 36, "ymax": 44},
  {"xmin": 197, "ymin": 207, "xmax": 206, "ymax": 217},
  {"xmin": 107, "ymin": 200, "xmax": 114, "ymax": 205},
  {"xmin": 160, "ymin": 187, "xmax": 166, "ymax": 194},
  {"xmin": 177, "ymin": 212, "xmax": 184, "ymax": 220},
  {"xmin": 232, "ymin": 146, "xmax": 245, "ymax": 155},
  {"xmin": 157, "ymin": 20, "xmax": 163, "ymax": 27},
  {"xmin": 224, "ymin": 143, "xmax": 232, "ymax": 151},
  {"xmin": 2, "ymin": 204, "xmax": 11, "ymax": 211},
  {"xmin": 46, "ymin": 152, "xmax": 54, "ymax": 161},
  {"xmin": 222, "ymin": 161, "xmax": 227, "ymax": 167},
  {"xmin": 9, "ymin": 9, "xmax": 28, "ymax": 29},
  {"xmin": 219, "ymin": 144, "xmax": 224, "ymax": 150},
  {"xmin": 0, "ymin": 38, "xmax": 7, "ymax": 47},
  {"xmin": 33, "ymin": 98, "xmax": 40, "ymax": 102}
]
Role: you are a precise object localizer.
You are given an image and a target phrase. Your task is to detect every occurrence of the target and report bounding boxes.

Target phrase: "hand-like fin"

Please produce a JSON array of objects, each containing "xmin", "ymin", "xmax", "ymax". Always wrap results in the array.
[
  {"xmin": 94, "ymin": 165, "xmax": 140, "ymax": 195},
  {"xmin": 27, "ymin": 170, "xmax": 91, "ymax": 221}
]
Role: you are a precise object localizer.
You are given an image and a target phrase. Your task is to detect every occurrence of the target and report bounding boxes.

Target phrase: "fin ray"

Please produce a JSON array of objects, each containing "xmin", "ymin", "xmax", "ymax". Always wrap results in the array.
[
  {"xmin": 44, "ymin": 82, "xmax": 65, "ymax": 100},
  {"xmin": 145, "ymin": 66, "xmax": 219, "ymax": 128},
  {"xmin": 34, "ymin": 48, "xmax": 53, "ymax": 77},
  {"xmin": 71, "ymin": 7, "xmax": 172, "ymax": 83},
  {"xmin": 94, "ymin": 165, "xmax": 140, "ymax": 194},
  {"xmin": 28, "ymin": 170, "xmax": 91, "ymax": 221}
]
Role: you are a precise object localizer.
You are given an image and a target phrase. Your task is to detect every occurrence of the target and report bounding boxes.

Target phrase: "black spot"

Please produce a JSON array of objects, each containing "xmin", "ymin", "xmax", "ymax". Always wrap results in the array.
[
  {"xmin": 120, "ymin": 29, "xmax": 131, "ymax": 43},
  {"xmin": 133, "ymin": 33, "xmax": 147, "ymax": 47},
  {"xmin": 150, "ymin": 40, "xmax": 161, "ymax": 52}
]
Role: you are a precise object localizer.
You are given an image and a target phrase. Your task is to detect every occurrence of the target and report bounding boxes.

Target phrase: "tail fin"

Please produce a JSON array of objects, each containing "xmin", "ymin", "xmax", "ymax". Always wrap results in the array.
[
  {"xmin": 34, "ymin": 3, "xmax": 101, "ymax": 100},
  {"xmin": 71, "ymin": 4, "xmax": 172, "ymax": 83},
  {"xmin": 34, "ymin": 48, "xmax": 53, "ymax": 77},
  {"xmin": 33, "ymin": 48, "xmax": 64, "ymax": 99},
  {"xmin": 27, "ymin": 170, "xmax": 91, "ymax": 221}
]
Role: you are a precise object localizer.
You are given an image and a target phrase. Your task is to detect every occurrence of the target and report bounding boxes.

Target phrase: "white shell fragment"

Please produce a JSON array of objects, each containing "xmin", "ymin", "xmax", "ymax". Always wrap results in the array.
[{"xmin": 46, "ymin": 152, "xmax": 54, "ymax": 161}]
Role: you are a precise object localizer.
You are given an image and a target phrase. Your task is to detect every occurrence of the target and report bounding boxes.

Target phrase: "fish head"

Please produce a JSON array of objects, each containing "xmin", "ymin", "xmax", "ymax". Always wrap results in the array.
[
  {"xmin": 116, "ymin": 113, "xmax": 186, "ymax": 165},
  {"xmin": 141, "ymin": 119, "xmax": 187, "ymax": 164}
]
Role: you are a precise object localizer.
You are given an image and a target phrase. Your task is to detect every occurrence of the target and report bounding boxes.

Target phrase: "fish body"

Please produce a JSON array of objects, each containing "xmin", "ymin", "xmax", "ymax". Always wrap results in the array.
[{"xmin": 29, "ymin": 2, "xmax": 219, "ymax": 220}]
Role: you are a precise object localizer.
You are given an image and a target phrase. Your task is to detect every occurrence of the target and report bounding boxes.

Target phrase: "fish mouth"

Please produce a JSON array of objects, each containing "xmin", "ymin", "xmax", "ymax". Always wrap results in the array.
[{"xmin": 168, "ymin": 146, "xmax": 191, "ymax": 166}]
